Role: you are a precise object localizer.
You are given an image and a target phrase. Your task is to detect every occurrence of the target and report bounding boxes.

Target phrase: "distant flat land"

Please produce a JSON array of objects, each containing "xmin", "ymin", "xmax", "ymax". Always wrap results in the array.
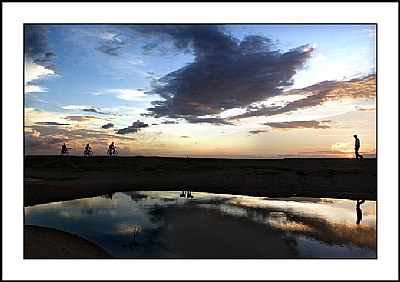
[{"xmin": 24, "ymin": 156, "xmax": 377, "ymax": 206}]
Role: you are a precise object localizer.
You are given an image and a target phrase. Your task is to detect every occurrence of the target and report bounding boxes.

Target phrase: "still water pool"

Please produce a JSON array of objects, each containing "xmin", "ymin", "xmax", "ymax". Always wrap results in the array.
[{"xmin": 25, "ymin": 191, "xmax": 376, "ymax": 259}]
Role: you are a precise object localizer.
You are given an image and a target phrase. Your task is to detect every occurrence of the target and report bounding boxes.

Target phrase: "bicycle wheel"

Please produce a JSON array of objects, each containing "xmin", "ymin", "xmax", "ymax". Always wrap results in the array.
[{"xmin": 114, "ymin": 150, "xmax": 118, "ymax": 156}]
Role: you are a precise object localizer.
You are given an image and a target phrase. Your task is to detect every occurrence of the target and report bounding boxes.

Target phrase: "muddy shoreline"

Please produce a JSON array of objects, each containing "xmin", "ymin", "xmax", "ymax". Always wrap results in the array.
[{"xmin": 24, "ymin": 156, "xmax": 377, "ymax": 206}]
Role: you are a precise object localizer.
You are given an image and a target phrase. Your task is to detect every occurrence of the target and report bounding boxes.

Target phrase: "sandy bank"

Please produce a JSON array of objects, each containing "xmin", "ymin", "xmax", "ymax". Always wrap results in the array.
[{"xmin": 24, "ymin": 225, "xmax": 113, "ymax": 259}]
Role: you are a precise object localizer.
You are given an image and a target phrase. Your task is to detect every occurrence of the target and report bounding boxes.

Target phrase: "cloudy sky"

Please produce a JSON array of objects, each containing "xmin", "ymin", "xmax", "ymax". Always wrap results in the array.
[{"xmin": 24, "ymin": 24, "xmax": 376, "ymax": 158}]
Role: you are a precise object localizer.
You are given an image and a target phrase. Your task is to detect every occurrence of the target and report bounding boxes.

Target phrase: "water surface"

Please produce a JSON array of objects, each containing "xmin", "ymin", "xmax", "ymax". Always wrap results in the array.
[{"xmin": 24, "ymin": 191, "xmax": 376, "ymax": 258}]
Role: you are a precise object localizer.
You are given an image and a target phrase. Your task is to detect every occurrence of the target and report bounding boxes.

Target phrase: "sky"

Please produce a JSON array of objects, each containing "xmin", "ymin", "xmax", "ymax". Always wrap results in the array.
[{"xmin": 24, "ymin": 24, "xmax": 376, "ymax": 158}]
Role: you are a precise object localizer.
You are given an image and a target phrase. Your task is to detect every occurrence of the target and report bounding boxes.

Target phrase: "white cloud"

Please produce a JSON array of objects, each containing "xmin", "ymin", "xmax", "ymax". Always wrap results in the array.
[
  {"xmin": 24, "ymin": 107, "xmax": 36, "ymax": 114},
  {"xmin": 32, "ymin": 130, "xmax": 41, "ymax": 138},
  {"xmin": 99, "ymin": 31, "xmax": 120, "ymax": 41},
  {"xmin": 24, "ymin": 85, "xmax": 47, "ymax": 93},
  {"xmin": 362, "ymin": 28, "xmax": 376, "ymax": 38},
  {"xmin": 24, "ymin": 60, "xmax": 54, "ymax": 94},
  {"xmin": 311, "ymin": 53, "xmax": 326, "ymax": 63},
  {"xmin": 345, "ymin": 55, "xmax": 360, "ymax": 62},
  {"xmin": 219, "ymin": 107, "xmax": 247, "ymax": 118},
  {"xmin": 63, "ymin": 105, "xmax": 90, "ymax": 110},
  {"xmin": 108, "ymin": 89, "xmax": 148, "ymax": 101},
  {"xmin": 25, "ymin": 60, "xmax": 54, "ymax": 84}
]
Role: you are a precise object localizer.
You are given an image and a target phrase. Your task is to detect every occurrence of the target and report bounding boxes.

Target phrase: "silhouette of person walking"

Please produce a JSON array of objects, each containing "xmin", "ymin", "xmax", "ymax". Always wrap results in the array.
[
  {"xmin": 353, "ymin": 135, "xmax": 363, "ymax": 160},
  {"xmin": 356, "ymin": 199, "xmax": 365, "ymax": 224}
]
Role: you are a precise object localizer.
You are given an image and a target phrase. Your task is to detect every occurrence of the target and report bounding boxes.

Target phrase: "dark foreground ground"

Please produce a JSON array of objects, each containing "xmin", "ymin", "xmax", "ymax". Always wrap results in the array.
[{"xmin": 24, "ymin": 155, "xmax": 377, "ymax": 206}]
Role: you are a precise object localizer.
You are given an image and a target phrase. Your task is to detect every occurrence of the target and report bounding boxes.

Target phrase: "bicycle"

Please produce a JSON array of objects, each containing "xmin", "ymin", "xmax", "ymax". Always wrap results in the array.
[
  {"xmin": 107, "ymin": 148, "xmax": 118, "ymax": 156},
  {"xmin": 83, "ymin": 149, "xmax": 93, "ymax": 157},
  {"xmin": 60, "ymin": 148, "xmax": 71, "ymax": 156}
]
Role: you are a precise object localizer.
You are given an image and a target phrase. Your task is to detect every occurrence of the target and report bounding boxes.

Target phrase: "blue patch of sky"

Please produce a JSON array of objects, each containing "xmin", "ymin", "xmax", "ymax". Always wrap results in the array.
[
  {"xmin": 224, "ymin": 24, "xmax": 375, "ymax": 88},
  {"xmin": 34, "ymin": 25, "xmax": 196, "ymax": 113},
  {"xmin": 228, "ymin": 24, "xmax": 374, "ymax": 50}
]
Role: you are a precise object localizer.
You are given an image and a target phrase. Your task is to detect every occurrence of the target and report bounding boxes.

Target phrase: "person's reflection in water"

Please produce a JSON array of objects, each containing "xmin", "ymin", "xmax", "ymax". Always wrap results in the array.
[{"xmin": 356, "ymin": 199, "xmax": 366, "ymax": 225}]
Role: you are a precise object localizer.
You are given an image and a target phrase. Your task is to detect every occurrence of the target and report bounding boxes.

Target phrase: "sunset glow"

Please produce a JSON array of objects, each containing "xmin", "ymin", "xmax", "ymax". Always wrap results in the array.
[{"xmin": 24, "ymin": 24, "xmax": 376, "ymax": 158}]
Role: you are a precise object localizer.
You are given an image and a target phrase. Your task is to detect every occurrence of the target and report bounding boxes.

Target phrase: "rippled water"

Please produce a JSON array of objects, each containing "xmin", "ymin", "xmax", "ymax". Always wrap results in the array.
[{"xmin": 24, "ymin": 191, "xmax": 376, "ymax": 258}]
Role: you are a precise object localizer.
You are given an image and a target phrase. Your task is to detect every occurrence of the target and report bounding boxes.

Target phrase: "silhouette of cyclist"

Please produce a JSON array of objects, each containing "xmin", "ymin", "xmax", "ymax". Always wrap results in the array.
[
  {"xmin": 84, "ymin": 143, "xmax": 92, "ymax": 155},
  {"xmin": 109, "ymin": 142, "xmax": 116, "ymax": 155}
]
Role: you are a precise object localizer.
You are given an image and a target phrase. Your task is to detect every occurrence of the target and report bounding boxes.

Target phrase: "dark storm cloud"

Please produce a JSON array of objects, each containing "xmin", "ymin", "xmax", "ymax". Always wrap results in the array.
[
  {"xmin": 24, "ymin": 25, "xmax": 56, "ymax": 70},
  {"xmin": 249, "ymin": 130, "xmax": 269, "ymax": 135},
  {"xmin": 263, "ymin": 120, "xmax": 330, "ymax": 130},
  {"xmin": 96, "ymin": 45, "xmax": 123, "ymax": 56},
  {"xmin": 161, "ymin": 120, "xmax": 179, "ymax": 124},
  {"xmin": 232, "ymin": 74, "xmax": 376, "ymax": 120},
  {"xmin": 134, "ymin": 25, "xmax": 239, "ymax": 55},
  {"xmin": 83, "ymin": 108, "xmax": 103, "ymax": 114},
  {"xmin": 185, "ymin": 116, "xmax": 234, "ymax": 125},
  {"xmin": 96, "ymin": 29, "xmax": 125, "ymax": 56},
  {"xmin": 142, "ymin": 111, "xmax": 234, "ymax": 125},
  {"xmin": 101, "ymin": 123, "xmax": 114, "ymax": 129},
  {"xmin": 82, "ymin": 107, "xmax": 118, "ymax": 116},
  {"xmin": 64, "ymin": 116, "xmax": 100, "ymax": 122},
  {"xmin": 116, "ymin": 120, "xmax": 149, "ymax": 135},
  {"xmin": 35, "ymin": 122, "xmax": 70, "ymax": 126},
  {"xmin": 132, "ymin": 25, "xmax": 316, "ymax": 123}
]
